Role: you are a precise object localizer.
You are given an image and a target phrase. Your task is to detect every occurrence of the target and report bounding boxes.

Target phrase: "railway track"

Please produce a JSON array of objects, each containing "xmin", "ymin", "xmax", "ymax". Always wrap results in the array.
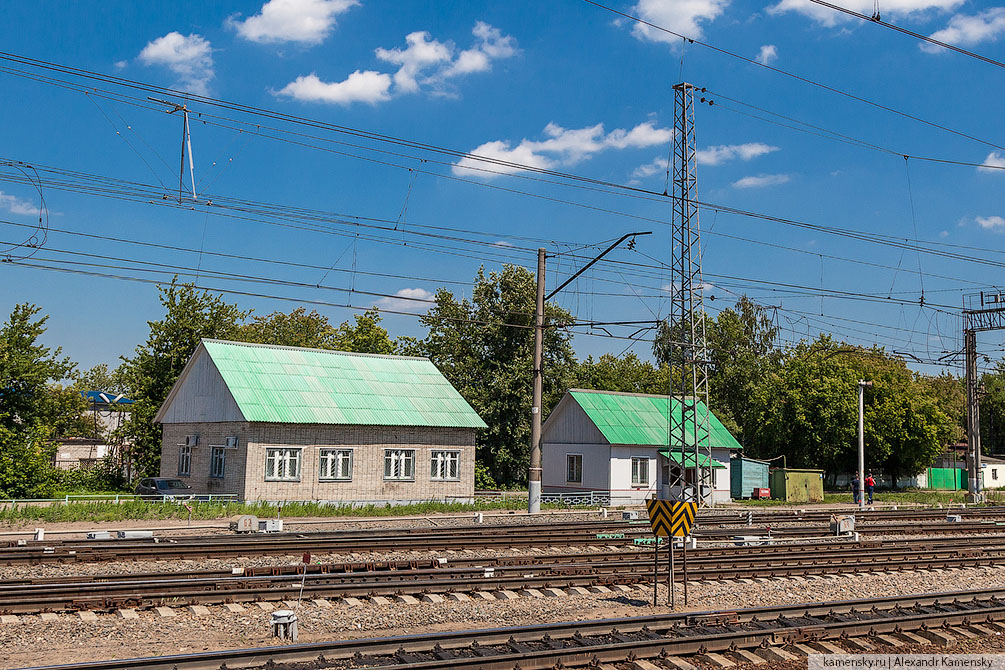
[
  {"xmin": 19, "ymin": 587, "xmax": 1005, "ymax": 670},
  {"xmin": 5, "ymin": 537, "xmax": 1005, "ymax": 614},
  {"xmin": 4, "ymin": 516, "xmax": 1005, "ymax": 564}
]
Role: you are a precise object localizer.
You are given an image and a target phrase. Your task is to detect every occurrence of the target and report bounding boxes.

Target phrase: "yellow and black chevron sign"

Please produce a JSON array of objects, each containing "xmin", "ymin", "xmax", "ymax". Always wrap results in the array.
[{"xmin": 646, "ymin": 500, "xmax": 698, "ymax": 537}]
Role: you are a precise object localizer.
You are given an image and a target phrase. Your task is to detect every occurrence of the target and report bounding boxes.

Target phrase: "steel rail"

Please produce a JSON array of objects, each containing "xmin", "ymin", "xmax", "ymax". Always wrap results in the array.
[{"xmin": 17, "ymin": 588, "xmax": 1005, "ymax": 670}]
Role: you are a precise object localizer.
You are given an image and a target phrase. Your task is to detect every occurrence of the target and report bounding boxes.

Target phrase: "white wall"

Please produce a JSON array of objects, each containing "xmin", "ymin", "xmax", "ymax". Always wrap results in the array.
[
  {"xmin": 985, "ymin": 463, "xmax": 1005, "ymax": 489},
  {"xmin": 158, "ymin": 347, "xmax": 244, "ymax": 424},
  {"xmin": 542, "ymin": 442, "xmax": 611, "ymax": 493},
  {"xmin": 610, "ymin": 446, "xmax": 658, "ymax": 505},
  {"xmin": 711, "ymin": 448, "xmax": 732, "ymax": 504}
]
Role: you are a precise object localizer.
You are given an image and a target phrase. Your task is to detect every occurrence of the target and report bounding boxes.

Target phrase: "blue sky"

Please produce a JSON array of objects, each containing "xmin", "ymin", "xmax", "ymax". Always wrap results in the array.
[{"xmin": 0, "ymin": 0, "xmax": 1003, "ymax": 377}]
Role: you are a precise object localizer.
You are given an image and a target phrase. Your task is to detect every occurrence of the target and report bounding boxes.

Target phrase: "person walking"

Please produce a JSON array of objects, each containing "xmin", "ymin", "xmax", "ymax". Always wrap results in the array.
[
  {"xmin": 851, "ymin": 473, "xmax": 860, "ymax": 505},
  {"xmin": 865, "ymin": 472, "xmax": 876, "ymax": 505}
]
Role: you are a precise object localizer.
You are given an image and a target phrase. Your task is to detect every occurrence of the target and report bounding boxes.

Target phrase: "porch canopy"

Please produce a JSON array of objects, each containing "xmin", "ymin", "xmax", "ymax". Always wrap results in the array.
[{"xmin": 658, "ymin": 449, "xmax": 727, "ymax": 469}]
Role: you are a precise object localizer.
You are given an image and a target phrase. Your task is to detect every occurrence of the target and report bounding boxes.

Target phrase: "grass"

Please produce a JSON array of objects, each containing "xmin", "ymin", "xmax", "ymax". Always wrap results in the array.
[
  {"xmin": 730, "ymin": 490, "xmax": 988, "ymax": 506},
  {"xmin": 0, "ymin": 497, "xmax": 576, "ymax": 524}
]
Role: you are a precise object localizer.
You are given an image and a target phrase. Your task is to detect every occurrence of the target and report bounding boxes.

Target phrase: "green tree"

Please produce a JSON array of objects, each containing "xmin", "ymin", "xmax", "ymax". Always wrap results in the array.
[
  {"xmin": 575, "ymin": 353, "xmax": 670, "ymax": 395},
  {"xmin": 0, "ymin": 303, "xmax": 82, "ymax": 497},
  {"xmin": 236, "ymin": 307, "xmax": 397, "ymax": 354},
  {"xmin": 417, "ymin": 265, "xmax": 576, "ymax": 486},
  {"xmin": 979, "ymin": 363, "xmax": 1005, "ymax": 455},
  {"xmin": 119, "ymin": 280, "xmax": 247, "ymax": 477}
]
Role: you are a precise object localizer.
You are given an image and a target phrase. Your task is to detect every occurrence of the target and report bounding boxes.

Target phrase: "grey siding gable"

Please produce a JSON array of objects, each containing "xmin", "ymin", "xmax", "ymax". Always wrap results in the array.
[
  {"xmin": 542, "ymin": 394, "xmax": 609, "ymax": 445},
  {"xmin": 158, "ymin": 348, "xmax": 244, "ymax": 424}
]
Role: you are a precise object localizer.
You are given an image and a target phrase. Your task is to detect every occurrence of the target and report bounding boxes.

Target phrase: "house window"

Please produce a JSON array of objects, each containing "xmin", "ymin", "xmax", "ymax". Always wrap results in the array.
[
  {"xmin": 632, "ymin": 457, "xmax": 650, "ymax": 487},
  {"xmin": 265, "ymin": 448, "xmax": 301, "ymax": 481},
  {"xmin": 210, "ymin": 447, "xmax": 226, "ymax": 479},
  {"xmin": 994, "ymin": 469, "xmax": 999, "ymax": 481},
  {"xmin": 384, "ymin": 449, "xmax": 415, "ymax": 481},
  {"xmin": 178, "ymin": 445, "xmax": 192, "ymax": 477},
  {"xmin": 430, "ymin": 451, "xmax": 460, "ymax": 481},
  {"xmin": 567, "ymin": 454, "xmax": 583, "ymax": 483},
  {"xmin": 319, "ymin": 449, "xmax": 353, "ymax": 481}
]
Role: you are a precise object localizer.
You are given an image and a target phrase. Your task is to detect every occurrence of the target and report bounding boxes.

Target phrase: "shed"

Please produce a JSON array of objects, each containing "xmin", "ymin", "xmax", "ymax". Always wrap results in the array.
[
  {"xmin": 730, "ymin": 456, "xmax": 769, "ymax": 499},
  {"xmin": 541, "ymin": 389, "xmax": 742, "ymax": 505},
  {"xmin": 155, "ymin": 339, "xmax": 486, "ymax": 503},
  {"xmin": 769, "ymin": 468, "xmax": 824, "ymax": 503}
]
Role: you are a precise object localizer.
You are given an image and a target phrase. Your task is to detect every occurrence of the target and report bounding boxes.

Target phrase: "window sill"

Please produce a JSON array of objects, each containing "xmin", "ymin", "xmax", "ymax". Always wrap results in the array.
[
  {"xmin": 264, "ymin": 478, "xmax": 301, "ymax": 483},
  {"xmin": 431, "ymin": 478, "xmax": 461, "ymax": 482},
  {"xmin": 319, "ymin": 478, "xmax": 353, "ymax": 482},
  {"xmin": 383, "ymin": 478, "xmax": 416, "ymax": 482}
]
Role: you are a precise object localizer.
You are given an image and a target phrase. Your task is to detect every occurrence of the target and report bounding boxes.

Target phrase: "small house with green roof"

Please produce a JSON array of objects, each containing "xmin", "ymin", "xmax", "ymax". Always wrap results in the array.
[
  {"xmin": 541, "ymin": 389, "xmax": 742, "ymax": 505},
  {"xmin": 154, "ymin": 339, "xmax": 486, "ymax": 503}
]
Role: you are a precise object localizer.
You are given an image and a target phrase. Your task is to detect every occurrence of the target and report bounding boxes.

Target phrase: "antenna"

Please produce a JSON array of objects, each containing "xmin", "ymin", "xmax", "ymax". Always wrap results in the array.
[{"xmin": 150, "ymin": 97, "xmax": 197, "ymax": 202}]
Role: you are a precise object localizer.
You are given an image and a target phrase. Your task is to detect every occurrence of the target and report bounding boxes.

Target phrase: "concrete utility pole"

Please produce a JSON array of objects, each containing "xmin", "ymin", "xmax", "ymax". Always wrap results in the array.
[
  {"xmin": 528, "ymin": 232, "xmax": 652, "ymax": 514},
  {"xmin": 857, "ymin": 380, "xmax": 872, "ymax": 510},
  {"xmin": 965, "ymin": 329, "xmax": 982, "ymax": 500}
]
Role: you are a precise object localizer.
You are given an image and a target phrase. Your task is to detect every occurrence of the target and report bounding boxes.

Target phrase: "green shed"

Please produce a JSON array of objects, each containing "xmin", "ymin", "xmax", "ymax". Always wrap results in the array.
[
  {"xmin": 769, "ymin": 467, "xmax": 824, "ymax": 502},
  {"xmin": 730, "ymin": 456, "xmax": 770, "ymax": 499}
]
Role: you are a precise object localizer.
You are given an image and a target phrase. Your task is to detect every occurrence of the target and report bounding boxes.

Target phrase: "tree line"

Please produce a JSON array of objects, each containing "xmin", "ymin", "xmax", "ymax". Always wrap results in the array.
[{"xmin": 0, "ymin": 266, "xmax": 981, "ymax": 496}]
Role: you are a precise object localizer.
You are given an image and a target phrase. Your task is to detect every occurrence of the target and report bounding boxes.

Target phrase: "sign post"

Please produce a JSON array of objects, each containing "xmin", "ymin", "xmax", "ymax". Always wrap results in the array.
[{"xmin": 646, "ymin": 500, "xmax": 697, "ymax": 607}]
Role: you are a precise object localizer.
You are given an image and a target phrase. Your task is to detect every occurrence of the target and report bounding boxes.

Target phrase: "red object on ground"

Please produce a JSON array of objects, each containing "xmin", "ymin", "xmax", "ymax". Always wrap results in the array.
[
  {"xmin": 302, "ymin": 551, "xmax": 311, "ymax": 564},
  {"xmin": 754, "ymin": 488, "xmax": 770, "ymax": 499}
]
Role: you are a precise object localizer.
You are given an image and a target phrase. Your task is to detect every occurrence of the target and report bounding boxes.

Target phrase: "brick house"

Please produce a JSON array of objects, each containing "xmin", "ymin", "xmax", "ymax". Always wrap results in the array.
[{"xmin": 154, "ymin": 339, "xmax": 486, "ymax": 503}]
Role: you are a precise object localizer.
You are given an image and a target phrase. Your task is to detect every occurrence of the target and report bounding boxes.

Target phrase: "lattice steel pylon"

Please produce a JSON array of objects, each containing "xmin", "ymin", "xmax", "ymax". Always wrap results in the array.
[{"xmin": 666, "ymin": 82, "xmax": 714, "ymax": 507}]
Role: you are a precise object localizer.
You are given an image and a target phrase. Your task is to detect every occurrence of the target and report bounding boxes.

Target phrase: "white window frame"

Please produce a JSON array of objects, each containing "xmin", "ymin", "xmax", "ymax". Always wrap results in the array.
[
  {"xmin": 265, "ymin": 447, "xmax": 302, "ymax": 482},
  {"xmin": 178, "ymin": 445, "xmax": 192, "ymax": 477},
  {"xmin": 567, "ymin": 453, "xmax": 583, "ymax": 484},
  {"xmin": 384, "ymin": 449, "xmax": 415, "ymax": 481},
  {"xmin": 631, "ymin": 457, "xmax": 650, "ymax": 487},
  {"xmin": 430, "ymin": 450, "xmax": 461, "ymax": 481},
  {"xmin": 210, "ymin": 446, "xmax": 226, "ymax": 479},
  {"xmin": 319, "ymin": 448, "xmax": 353, "ymax": 481}
]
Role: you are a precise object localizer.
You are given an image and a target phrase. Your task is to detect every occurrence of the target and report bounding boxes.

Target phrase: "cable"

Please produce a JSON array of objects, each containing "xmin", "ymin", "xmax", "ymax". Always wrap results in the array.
[{"xmin": 806, "ymin": 0, "xmax": 1005, "ymax": 70}]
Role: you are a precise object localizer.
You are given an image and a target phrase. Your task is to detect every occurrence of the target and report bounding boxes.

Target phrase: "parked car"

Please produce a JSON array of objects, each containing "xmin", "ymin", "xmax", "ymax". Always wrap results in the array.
[{"xmin": 134, "ymin": 477, "xmax": 194, "ymax": 500}]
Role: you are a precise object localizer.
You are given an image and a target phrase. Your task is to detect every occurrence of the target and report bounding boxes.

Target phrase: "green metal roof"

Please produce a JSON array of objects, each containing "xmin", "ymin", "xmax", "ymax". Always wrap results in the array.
[
  {"xmin": 658, "ymin": 450, "xmax": 727, "ymax": 469},
  {"xmin": 568, "ymin": 389, "xmax": 742, "ymax": 449},
  {"xmin": 201, "ymin": 340, "xmax": 486, "ymax": 429}
]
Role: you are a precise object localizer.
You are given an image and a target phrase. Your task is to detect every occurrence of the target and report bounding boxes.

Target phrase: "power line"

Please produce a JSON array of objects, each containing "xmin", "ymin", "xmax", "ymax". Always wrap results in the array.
[
  {"xmin": 580, "ymin": 0, "xmax": 1005, "ymax": 152},
  {"xmin": 806, "ymin": 0, "xmax": 1005, "ymax": 70}
]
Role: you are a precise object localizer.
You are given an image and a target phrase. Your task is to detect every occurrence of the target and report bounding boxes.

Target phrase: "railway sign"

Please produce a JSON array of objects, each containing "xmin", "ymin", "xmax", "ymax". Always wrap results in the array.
[{"xmin": 646, "ymin": 500, "xmax": 697, "ymax": 537}]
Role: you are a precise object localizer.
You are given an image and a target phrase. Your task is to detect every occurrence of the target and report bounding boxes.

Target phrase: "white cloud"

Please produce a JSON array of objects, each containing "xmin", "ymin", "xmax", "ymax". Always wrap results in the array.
[
  {"xmin": 696, "ymin": 142, "xmax": 779, "ymax": 165},
  {"xmin": 977, "ymin": 215, "xmax": 1005, "ymax": 230},
  {"xmin": 979, "ymin": 151, "xmax": 1005, "ymax": 173},
  {"xmin": 732, "ymin": 173, "xmax": 791, "ymax": 188},
  {"xmin": 376, "ymin": 31, "xmax": 453, "ymax": 93},
  {"xmin": 276, "ymin": 70, "xmax": 391, "ymax": 104},
  {"xmin": 769, "ymin": 0, "xmax": 963, "ymax": 27},
  {"xmin": 442, "ymin": 21, "xmax": 518, "ymax": 77},
  {"xmin": 138, "ymin": 32, "xmax": 214, "ymax": 95},
  {"xmin": 230, "ymin": 0, "xmax": 358, "ymax": 44},
  {"xmin": 453, "ymin": 121, "xmax": 672, "ymax": 177},
  {"xmin": 375, "ymin": 287, "xmax": 435, "ymax": 312},
  {"xmin": 756, "ymin": 44, "xmax": 778, "ymax": 65},
  {"xmin": 113, "ymin": 60, "xmax": 128, "ymax": 70},
  {"xmin": 0, "ymin": 191, "xmax": 38, "ymax": 216},
  {"xmin": 630, "ymin": 0, "xmax": 730, "ymax": 42},
  {"xmin": 633, "ymin": 156, "xmax": 666, "ymax": 179},
  {"xmin": 925, "ymin": 7, "xmax": 1005, "ymax": 52}
]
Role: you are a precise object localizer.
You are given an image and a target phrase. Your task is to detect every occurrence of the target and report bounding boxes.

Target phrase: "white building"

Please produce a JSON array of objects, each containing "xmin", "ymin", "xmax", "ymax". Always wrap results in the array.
[{"xmin": 541, "ymin": 389, "xmax": 742, "ymax": 505}]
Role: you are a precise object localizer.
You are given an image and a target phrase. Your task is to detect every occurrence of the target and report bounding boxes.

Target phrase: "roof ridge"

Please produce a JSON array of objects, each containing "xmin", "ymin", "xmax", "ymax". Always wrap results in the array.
[
  {"xmin": 202, "ymin": 338, "xmax": 430, "ymax": 361},
  {"xmin": 569, "ymin": 388, "xmax": 696, "ymax": 401}
]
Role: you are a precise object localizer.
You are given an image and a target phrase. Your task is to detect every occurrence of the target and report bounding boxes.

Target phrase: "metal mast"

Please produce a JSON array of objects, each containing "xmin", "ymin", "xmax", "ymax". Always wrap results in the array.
[{"xmin": 668, "ymin": 82, "xmax": 714, "ymax": 506}]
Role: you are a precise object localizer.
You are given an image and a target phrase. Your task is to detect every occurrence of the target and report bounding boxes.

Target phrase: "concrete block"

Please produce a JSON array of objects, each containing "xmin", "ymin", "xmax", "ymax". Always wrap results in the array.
[
  {"xmin": 472, "ymin": 591, "xmax": 496, "ymax": 601},
  {"xmin": 254, "ymin": 602, "xmax": 274, "ymax": 611},
  {"xmin": 787, "ymin": 643, "xmax": 817, "ymax": 657},
  {"xmin": 154, "ymin": 607, "xmax": 176, "ymax": 618},
  {"xmin": 540, "ymin": 588, "xmax": 566, "ymax": 597},
  {"xmin": 224, "ymin": 603, "xmax": 246, "ymax": 613},
  {"xmin": 588, "ymin": 585, "xmax": 612, "ymax": 594},
  {"xmin": 40, "ymin": 612, "xmax": 59, "ymax": 622},
  {"xmin": 921, "ymin": 629, "xmax": 957, "ymax": 646},
  {"xmin": 609, "ymin": 585, "xmax": 633, "ymax": 593},
  {"xmin": 700, "ymin": 652, "xmax": 735, "ymax": 667},
  {"xmin": 566, "ymin": 586, "xmax": 592, "ymax": 596},
  {"xmin": 628, "ymin": 661, "xmax": 662, "ymax": 670},
  {"xmin": 394, "ymin": 595, "xmax": 420, "ymax": 605},
  {"xmin": 812, "ymin": 641, "xmax": 847, "ymax": 654},
  {"xmin": 188, "ymin": 605, "xmax": 211, "ymax": 617},
  {"xmin": 896, "ymin": 631, "xmax": 931, "ymax": 646},
  {"xmin": 77, "ymin": 611, "xmax": 98, "ymax": 622},
  {"xmin": 281, "ymin": 601, "xmax": 299, "ymax": 610},
  {"xmin": 841, "ymin": 638, "xmax": 874, "ymax": 651},
  {"xmin": 0, "ymin": 615, "xmax": 17, "ymax": 624},
  {"xmin": 519, "ymin": 589, "xmax": 545, "ymax": 598},
  {"xmin": 661, "ymin": 657, "xmax": 697, "ymax": 670},
  {"xmin": 493, "ymin": 590, "xmax": 520, "ymax": 600},
  {"xmin": 444, "ymin": 592, "xmax": 470, "ymax": 602},
  {"xmin": 873, "ymin": 634, "xmax": 905, "ymax": 648},
  {"xmin": 116, "ymin": 609, "xmax": 139, "ymax": 620},
  {"xmin": 757, "ymin": 647, "xmax": 798, "ymax": 662},
  {"xmin": 420, "ymin": 593, "xmax": 444, "ymax": 604},
  {"xmin": 340, "ymin": 597, "xmax": 364, "ymax": 607},
  {"xmin": 968, "ymin": 624, "xmax": 998, "ymax": 636},
  {"xmin": 312, "ymin": 599, "xmax": 332, "ymax": 608},
  {"xmin": 951, "ymin": 627, "xmax": 977, "ymax": 639},
  {"xmin": 369, "ymin": 596, "xmax": 392, "ymax": 605},
  {"xmin": 730, "ymin": 649, "xmax": 766, "ymax": 665}
]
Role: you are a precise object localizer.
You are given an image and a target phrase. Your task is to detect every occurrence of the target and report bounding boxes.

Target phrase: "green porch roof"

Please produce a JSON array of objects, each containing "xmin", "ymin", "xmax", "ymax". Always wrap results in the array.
[
  {"xmin": 658, "ymin": 450, "xmax": 727, "ymax": 469},
  {"xmin": 568, "ymin": 389, "xmax": 742, "ymax": 449},
  {"xmin": 201, "ymin": 339, "xmax": 487, "ymax": 429}
]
